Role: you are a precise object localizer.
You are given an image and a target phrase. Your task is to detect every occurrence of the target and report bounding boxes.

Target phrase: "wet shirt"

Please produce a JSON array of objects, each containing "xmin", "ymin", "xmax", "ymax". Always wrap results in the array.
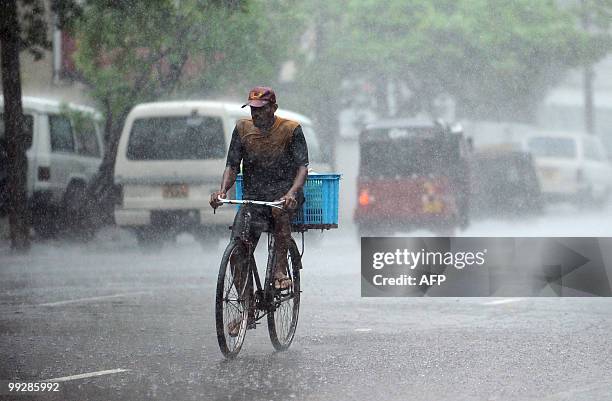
[{"xmin": 226, "ymin": 116, "xmax": 309, "ymax": 201}]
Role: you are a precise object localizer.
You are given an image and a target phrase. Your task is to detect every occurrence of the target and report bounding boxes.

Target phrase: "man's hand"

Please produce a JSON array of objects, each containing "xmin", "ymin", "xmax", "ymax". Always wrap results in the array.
[
  {"xmin": 279, "ymin": 191, "xmax": 297, "ymax": 210},
  {"xmin": 210, "ymin": 190, "xmax": 226, "ymax": 209}
]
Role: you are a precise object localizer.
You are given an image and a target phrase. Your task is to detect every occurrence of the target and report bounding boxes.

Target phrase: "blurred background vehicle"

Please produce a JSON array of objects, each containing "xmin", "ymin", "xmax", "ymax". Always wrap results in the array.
[
  {"xmin": 459, "ymin": 120, "xmax": 536, "ymax": 151},
  {"xmin": 459, "ymin": 121, "xmax": 544, "ymax": 218},
  {"xmin": 113, "ymin": 100, "xmax": 330, "ymax": 249},
  {"xmin": 354, "ymin": 118, "xmax": 471, "ymax": 236},
  {"xmin": 470, "ymin": 146, "xmax": 543, "ymax": 217},
  {"xmin": 524, "ymin": 131, "xmax": 612, "ymax": 207},
  {"xmin": 0, "ymin": 96, "xmax": 103, "ymax": 238}
]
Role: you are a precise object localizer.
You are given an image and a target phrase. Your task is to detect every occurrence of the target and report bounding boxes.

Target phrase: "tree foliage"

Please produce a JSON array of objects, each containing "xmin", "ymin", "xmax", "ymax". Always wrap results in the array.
[
  {"xmin": 294, "ymin": 0, "xmax": 612, "ymax": 122},
  {"xmin": 73, "ymin": 0, "xmax": 301, "ymax": 132},
  {"xmin": 68, "ymin": 0, "xmax": 303, "ymax": 218}
]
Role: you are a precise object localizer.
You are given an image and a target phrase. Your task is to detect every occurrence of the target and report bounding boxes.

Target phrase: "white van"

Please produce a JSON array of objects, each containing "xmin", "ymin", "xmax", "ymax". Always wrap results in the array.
[
  {"xmin": 113, "ymin": 100, "xmax": 328, "ymax": 247},
  {"xmin": 0, "ymin": 96, "xmax": 103, "ymax": 237},
  {"xmin": 525, "ymin": 130, "xmax": 612, "ymax": 205}
]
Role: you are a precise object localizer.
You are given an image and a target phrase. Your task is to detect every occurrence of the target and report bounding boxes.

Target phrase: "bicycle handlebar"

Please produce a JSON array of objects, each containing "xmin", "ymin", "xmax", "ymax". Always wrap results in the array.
[{"xmin": 217, "ymin": 197, "xmax": 285, "ymax": 209}]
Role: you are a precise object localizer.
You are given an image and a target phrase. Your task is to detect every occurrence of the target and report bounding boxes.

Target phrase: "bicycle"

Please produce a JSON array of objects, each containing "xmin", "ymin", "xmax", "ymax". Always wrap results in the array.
[{"xmin": 215, "ymin": 198, "xmax": 302, "ymax": 358}]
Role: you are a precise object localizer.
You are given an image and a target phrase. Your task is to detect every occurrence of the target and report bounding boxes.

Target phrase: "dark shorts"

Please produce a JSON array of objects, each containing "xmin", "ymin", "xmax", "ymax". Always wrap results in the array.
[{"xmin": 230, "ymin": 193, "xmax": 304, "ymax": 244}]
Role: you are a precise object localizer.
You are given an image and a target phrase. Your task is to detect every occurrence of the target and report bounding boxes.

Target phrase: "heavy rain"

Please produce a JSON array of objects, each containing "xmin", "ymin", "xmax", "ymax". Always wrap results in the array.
[{"xmin": 1, "ymin": 1, "xmax": 612, "ymax": 400}]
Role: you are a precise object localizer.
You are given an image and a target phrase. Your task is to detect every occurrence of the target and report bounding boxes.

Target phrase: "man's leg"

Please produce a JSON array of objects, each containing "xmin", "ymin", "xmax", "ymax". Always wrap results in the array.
[
  {"xmin": 228, "ymin": 208, "xmax": 262, "ymax": 335},
  {"xmin": 271, "ymin": 206, "xmax": 296, "ymax": 289},
  {"xmin": 229, "ymin": 243, "xmax": 250, "ymax": 297},
  {"xmin": 229, "ymin": 208, "xmax": 251, "ymax": 297}
]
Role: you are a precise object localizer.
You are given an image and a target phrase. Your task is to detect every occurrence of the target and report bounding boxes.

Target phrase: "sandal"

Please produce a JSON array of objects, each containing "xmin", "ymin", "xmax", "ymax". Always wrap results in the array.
[{"xmin": 274, "ymin": 276, "xmax": 293, "ymax": 290}]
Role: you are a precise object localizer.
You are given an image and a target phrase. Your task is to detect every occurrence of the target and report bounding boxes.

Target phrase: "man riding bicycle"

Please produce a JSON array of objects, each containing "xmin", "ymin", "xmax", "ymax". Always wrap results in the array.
[{"xmin": 209, "ymin": 86, "xmax": 309, "ymax": 304}]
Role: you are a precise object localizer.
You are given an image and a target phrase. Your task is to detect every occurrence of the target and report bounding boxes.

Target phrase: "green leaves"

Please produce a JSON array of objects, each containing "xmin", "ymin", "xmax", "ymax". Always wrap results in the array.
[
  {"xmin": 70, "ymin": 0, "xmax": 612, "ymax": 129},
  {"xmin": 296, "ymin": 0, "xmax": 612, "ymax": 121},
  {"xmin": 72, "ymin": 0, "xmax": 302, "ymax": 134}
]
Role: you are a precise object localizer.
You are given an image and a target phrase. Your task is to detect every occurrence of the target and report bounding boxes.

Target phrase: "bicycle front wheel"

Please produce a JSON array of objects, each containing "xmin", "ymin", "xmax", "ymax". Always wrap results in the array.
[
  {"xmin": 267, "ymin": 238, "xmax": 301, "ymax": 351},
  {"xmin": 215, "ymin": 241, "xmax": 250, "ymax": 358}
]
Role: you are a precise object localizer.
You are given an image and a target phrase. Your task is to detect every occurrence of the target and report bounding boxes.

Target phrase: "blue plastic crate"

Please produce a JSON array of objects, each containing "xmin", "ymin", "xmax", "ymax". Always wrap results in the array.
[{"xmin": 235, "ymin": 174, "xmax": 340, "ymax": 229}]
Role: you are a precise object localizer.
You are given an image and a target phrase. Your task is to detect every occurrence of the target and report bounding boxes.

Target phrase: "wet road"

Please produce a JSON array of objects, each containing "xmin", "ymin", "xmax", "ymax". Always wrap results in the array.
[{"xmin": 2, "ymin": 207, "xmax": 612, "ymax": 401}]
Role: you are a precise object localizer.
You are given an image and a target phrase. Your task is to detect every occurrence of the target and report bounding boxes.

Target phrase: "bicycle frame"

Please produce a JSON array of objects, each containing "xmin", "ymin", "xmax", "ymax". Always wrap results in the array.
[
  {"xmin": 216, "ymin": 197, "xmax": 303, "ymax": 356},
  {"xmin": 217, "ymin": 197, "xmax": 306, "ymax": 257},
  {"xmin": 232, "ymin": 203, "xmax": 296, "ymax": 325}
]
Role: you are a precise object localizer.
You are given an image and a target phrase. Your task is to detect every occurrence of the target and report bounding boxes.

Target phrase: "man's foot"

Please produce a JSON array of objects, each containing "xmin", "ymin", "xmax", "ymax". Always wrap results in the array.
[
  {"xmin": 227, "ymin": 316, "xmax": 256, "ymax": 337},
  {"xmin": 274, "ymin": 276, "xmax": 293, "ymax": 290},
  {"xmin": 227, "ymin": 318, "xmax": 242, "ymax": 337}
]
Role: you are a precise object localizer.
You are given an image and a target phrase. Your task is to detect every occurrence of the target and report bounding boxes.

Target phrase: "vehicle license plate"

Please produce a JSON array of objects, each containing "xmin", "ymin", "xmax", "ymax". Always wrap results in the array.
[{"xmin": 162, "ymin": 184, "xmax": 188, "ymax": 198}]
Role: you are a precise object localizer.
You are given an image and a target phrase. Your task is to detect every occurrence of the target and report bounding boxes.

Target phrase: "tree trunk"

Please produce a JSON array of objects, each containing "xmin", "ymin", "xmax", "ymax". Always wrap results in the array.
[
  {"xmin": 86, "ymin": 112, "xmax": 129, "ymax": 227},
  {"xmin": 1, "ymin": 0, "xmax": 31, "ymax": 252}
]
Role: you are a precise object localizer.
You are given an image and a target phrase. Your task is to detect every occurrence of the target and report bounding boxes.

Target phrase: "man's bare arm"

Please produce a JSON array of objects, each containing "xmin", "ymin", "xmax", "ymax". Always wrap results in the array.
[
  {"xmin": 220, "ymin": 166, "xmax": 238, "ymax": 193},
  {"xmin": 209, "ymin": 166, "xmax": 238, "ymax": 208},
  {"xmin": 289, "ymin": 165, "xmax": 308, "ymax": 194},
  {"xmin": 280, "ymin": 165, "xmax": 308, "ymax": 209}
]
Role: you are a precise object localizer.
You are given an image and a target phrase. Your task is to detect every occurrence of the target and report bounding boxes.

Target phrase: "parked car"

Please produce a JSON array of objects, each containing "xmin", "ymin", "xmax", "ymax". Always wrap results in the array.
[
  {"xmin": 470, "ymin": 147, "xmax": 543, "ymax": 217},
  {"xmin": 354, "ymin": 118, "xmax": 471, "ymax": 236},
  {"xmin": 113, "ymin": 100, "xmax": 330, "ymax": 248},
  {"xmin": 524, "ymin": 131, "xmax": 612, "ymax": 206},
  {"xmin": 0, "ymin": 96, "xmax": 103, "ymax": 237}
]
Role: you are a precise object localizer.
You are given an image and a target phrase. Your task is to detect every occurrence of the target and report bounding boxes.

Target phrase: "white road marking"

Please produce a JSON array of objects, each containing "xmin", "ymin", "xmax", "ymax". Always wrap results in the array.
[
  {"xmin": 483, "ymin": 298, "xmax": 524, "ymax": 306},
  {"xmin": 45, "ymin": 369, "xmax": 130, "ymax": 382},
  {"xmin": 355, "ymin": 328, "xmax": 372, "ymax": 332},
  {"xmin": 537, "ymin": 382, "xmax": 612, "ymax": 401},
  {"xmin": 38, "ymin": 291, "xmax": 149, "ymax": 307}
]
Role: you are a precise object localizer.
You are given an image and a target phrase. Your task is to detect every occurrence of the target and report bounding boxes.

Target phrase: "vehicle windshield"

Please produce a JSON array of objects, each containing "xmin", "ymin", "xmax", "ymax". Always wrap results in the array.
[
  {"xmin": 359, "ymin": 129, "xmax": 462, "ymax": 178},
  {"xmin": 0, "ymin": 113, "xmax": 34, "ymax": 149},
  {"xmin": 127, "ymin": 116, "xmax": 226, "ymax": 160},
  {"xmin": 528, "ymin": 137, "xmax": 577, "ymax": 159}
]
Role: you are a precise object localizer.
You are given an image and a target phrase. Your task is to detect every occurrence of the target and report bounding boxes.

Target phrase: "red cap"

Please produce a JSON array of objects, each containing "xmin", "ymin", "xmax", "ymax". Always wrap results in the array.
[{"xmin": 242, "ymin": 86, "xmax": 276, "ymax": 108}]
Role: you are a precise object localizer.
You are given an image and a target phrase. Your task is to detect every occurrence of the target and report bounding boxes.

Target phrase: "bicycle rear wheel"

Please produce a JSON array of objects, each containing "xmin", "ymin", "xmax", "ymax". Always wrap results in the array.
[
  {"xmin": 267, "ymin": 238, "xmax": 301, "ymax": 351},
  {"xmin": 215, "ymin": 241, "xmax": 251, "ymax": 358}
]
